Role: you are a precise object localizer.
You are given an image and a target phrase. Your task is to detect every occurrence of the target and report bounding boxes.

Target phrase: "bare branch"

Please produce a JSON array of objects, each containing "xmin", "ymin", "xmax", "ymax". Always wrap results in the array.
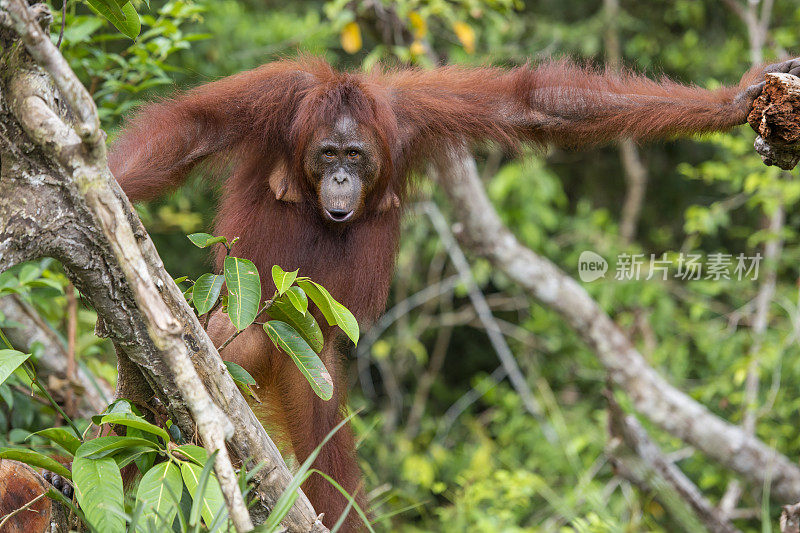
[
  {"xmin": 607, "ymin": 393, "xmax": 740, "ymax": 533},
  {"xmin": 432, "ymin": 147, "xmax": 800, "ymax": 503},
  {"xmin": 0, "ymin": 295, "xmax": 111, "ymax": 418}
]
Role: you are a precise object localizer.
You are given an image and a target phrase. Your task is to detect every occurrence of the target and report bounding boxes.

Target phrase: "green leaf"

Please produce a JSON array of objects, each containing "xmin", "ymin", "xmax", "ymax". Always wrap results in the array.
[
  {"xmin": 174, "ymin": 444, "xmax": 207, "ymax": 466},
  {"xmin": 76, "ymin": 436, "xmax": 160, "ymax": 460},
  {"xmin": 0, "ymin": 349, "xmax": 30, "ymax": 386},
  {"xmin": 223, "ymin": 361, "xmax": 256, "ymax": 385},
  {"xmin": 224, "ymin": 256, "xmax": 261, "ymax": 330},
  {"xmin": 271, "ymin": 265, "xmax": 298, "ymax": 296},
  {"xmin": 181, "ymin": 454, "xmax": 226, "ymax": 528},
  {"xmin": 224, "ymin": 361, "xmax": 259, "ymax": 400},
  {"xmin": 91, "ymin": 399, "xmax": 136, "ymax": 425},
  {"xmin": 26, "ymin": 279, "xmax": 65, "ymax": 293},
  {"xmin": 285, "ymin": 286, "xmax": 309, "ymax": 315},
  {"xmin": 266, "ymin": 293, "xmax": 323, "ymax": 353},
  {"xmin": 32, "ymin": 427, "xmax": 81, "ymax": 456},
  {"xmin": 100, "ymin": 413, "xmax": 170, "ymax": 443},
  {"xmin": 0, "ymin": 448, "xmax": 71, "ymax": 479},
  {"xmin": 296, "ymin": 280, "xmax": 359, "ymax": 344},
  {"xmin": 192, "ymin": 273, "xmax": 224, "ymax": 315},
  {"xmin": 173, "ymin": 276, "xmax": 189, "ymax": 284},
  {"xmin": 73, "ymin": 455, "xmax": 125, "ymax": 533},
  {"xmin": 187, "ymin": 233, "xmax": 228, "ymax": 248},
  {"xmin": 86, "ymin": 0, "xmax": 141, "ymax": 39},
  {"xmin": 264, "ymin": 321, "xmax": 333, "ymax": 401},
  {"xmin": 136, "ymin": 461, "xmax": 182, "ymax": 531}
]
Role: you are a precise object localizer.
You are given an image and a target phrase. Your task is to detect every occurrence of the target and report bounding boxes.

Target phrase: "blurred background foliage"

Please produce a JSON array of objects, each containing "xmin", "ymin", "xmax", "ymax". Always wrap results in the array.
[{"xmin": 3, "ymin": 0, "xmax": 800, "ymax": 531}]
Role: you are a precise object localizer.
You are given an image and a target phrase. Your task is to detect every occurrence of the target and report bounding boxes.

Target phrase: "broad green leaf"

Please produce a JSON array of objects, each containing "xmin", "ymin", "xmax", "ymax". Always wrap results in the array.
[
  {"xmin": 181, "ymin": 457, "xmax": 226, "ymax": 528},
  {"xmin": 136, "ymin": 461, "xmax": 182, "ymax": 531},
  {"xmin": 285, "ymin": 285, "xmax": 308, "ymax": 315},
  {"xmin": 18, "ymin": 264, "xmax": 41, "ymax": 284},
  {"xmin": 224, "ymin": 361, "xmax": 259, "ymax": 400},
  {"xmin": 174, "ymin": 444, "xmax": 207, "ymax": 466},
  {"xmin": 0, "ymin": 349, "xmax": 30, "ymax": 386},
  {"xmin": 86, "ymin": 0, "xmax": 140, "ymax": 39},
  {"xmin": 264, "ymin": 321, "xmax": 333, "ymax": 401},
  {"xmin": 73, "ymin": 455, "xmax": 125, "ymax": 533},
  {"xmin": 32, "ymin": 427, "xmax": 81, "ymax": 456},
  {"xmin": 223, "ymin": 361, "xmax": 256, "ymax": 385},
  {"xmin": 224, "ymin": 256, "xmax": 261, "ymax": 330},
  {"xmin": 115, "ymin": 448, "xmax": 156, "ymax": 470},
  {"xmin": 271, "ymin": 265, "xmax": 298, "ymax": 296},
  {"xmin": 192, "ymin": 273, "xmax": 224, "ymax": 315},
  {"xmin": 266, "ymin": 294, "xmax": 323, "ymax": 353},
  {"xmin": 91, "ymin": 399, "xmax": 136, "ymax": 425},
  {"xmin": 100, "ymin": 413, "xmax": 170, "ymax": 443},
  {"xmin": 0, "ymin": 448, "xmax": 71, "ymax": 479},
  {"xmin": 26, "ymin": 279, "xmax": 65, "ymax": 293},
  {"xmin": 296, "ymin": 280, "xmax": 359, "ymax": 344},
  {"xmin": 76, "ymin": 436, "xmax": 160, "ymax": 460},
  {"xmin": 187, "ymin": 233, "xmax": 227, "ymax": 248}
]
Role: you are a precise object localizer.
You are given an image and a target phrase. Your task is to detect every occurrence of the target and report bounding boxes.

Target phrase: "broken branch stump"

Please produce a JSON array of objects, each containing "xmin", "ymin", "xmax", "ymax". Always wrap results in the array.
[{"xmin": 747, "ymin": 72, "xmax": 800, "ymax": 170}]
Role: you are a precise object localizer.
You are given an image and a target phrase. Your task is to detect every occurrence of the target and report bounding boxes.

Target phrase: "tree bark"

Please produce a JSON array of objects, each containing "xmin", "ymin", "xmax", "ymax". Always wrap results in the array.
[
  {"xmin": 0, "ymin": 1, "xmax": 326, "ymax": 530},
  {"xmin": 0, "ymin": 459, "xmax": 68, "ymax": 533},
  {"xmin": 748, "ymin": 72, "xmax": 800, "ymax": 169}
]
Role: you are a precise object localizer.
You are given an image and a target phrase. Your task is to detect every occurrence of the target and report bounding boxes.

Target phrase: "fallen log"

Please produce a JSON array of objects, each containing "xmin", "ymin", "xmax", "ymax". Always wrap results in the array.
[{"xmin": 0, "ymin": 459, "xmax": 67, "ymax": 533}]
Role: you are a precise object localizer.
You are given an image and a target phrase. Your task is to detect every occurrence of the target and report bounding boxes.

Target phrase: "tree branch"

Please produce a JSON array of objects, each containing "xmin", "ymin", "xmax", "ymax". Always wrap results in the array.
[
  {"xmin": 0, "ymin": 1, "xmax": 326, "ymax": 530},
  {"xmin": 432, "ymin": 146, "xmax": 800, "ymax": 504},
  {"xmin": 606, "ymin": 392, "xmax": 740, "ymax": 533}
]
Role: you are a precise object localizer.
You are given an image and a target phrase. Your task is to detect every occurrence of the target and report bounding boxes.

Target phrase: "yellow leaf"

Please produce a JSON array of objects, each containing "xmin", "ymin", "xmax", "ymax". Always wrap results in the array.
[
  {"xmin": 453, "ymin": 21, "xmax": 475, "ymax": 54},
  {"xmin": 410, "ymin": 40, "xmax": 425, "ymax": 56},
  {"xmin": 340, "ymin": 22, "xmax": 362, "ymax": 54},
  {"xmin": 409, "ymin": 11, "xmax": 426, "ymax": 38}
]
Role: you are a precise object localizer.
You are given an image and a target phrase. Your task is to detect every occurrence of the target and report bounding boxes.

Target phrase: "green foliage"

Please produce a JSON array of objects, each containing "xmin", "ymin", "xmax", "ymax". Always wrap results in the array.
[
  {"xmin": 0, "ymin": 448, "xmax": 72, "ymax": 478},
  {"xmin": 72, "ymin": 454, "xmax": 125, "ymax": 532},
  {"xmin": 182, "ymin": 233, "xmax": 358, "ymax": 399},
  {"xmin": 223, "ymin": 256, "xmax": 262, "ymax": 331},
  {"xmin": 6, "ymin": 1, "xmax": 800, "ymax": 531},
  {"xmin": 193, "ymin": 273, "xmax": 225, "ymax": 315},
  {"xmin": 266, "ymin": 292, "xmax": 324, "ymax": 353},
  {"xmin": 271, "ymin": 265, "xmax": 299, "ymax": 296},
  {"xmin": 54, "ymin": 0, "xmax": 207, "ymax": 125},
  {"xmin": 264, "ymin": 320, "xmax": 333, "ymax": 401},
  {"xmin": 85, "ymin": 0, "xmax": 141, "ymax": 39},
  {"xmin": 296, "ymin": 279, "xmax": 360, "ymax": 344},
  {"xmin": 135, "ymin": 461, "xmax": 183, "ymax": 530}
]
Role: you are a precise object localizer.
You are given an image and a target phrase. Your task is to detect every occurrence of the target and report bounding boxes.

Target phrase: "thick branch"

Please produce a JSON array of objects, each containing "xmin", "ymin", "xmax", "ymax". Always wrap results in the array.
[
  {"xmin": 433, "ymin": 148, "xmax": 800, "ymax": 503},
  {"xmin": 748, "ymin": 73, "xmax": 800, "ymax": 169},
  {"xmin": 0, "ymin": 2, "xmax": 325, "ymax": 531}
]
